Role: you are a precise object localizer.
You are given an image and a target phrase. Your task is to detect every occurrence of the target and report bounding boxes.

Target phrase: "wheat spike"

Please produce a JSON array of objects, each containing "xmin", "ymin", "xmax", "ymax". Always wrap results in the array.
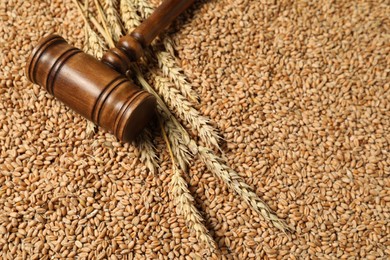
[
  {"xmin": 134, "ymin": 128, "xmax": 158, "ymax": 174},
  {"xmin": 160, "ymin": 121, "xmax": 215, "ymax": 250},
  {"xmin": 162, "ymin": 37, "xmax": 176, "ymax": 57},
  {"xmin": 84, "ymin": 25, "xmax": 107, "ymax": 59},
  {"xmin": 153, "ymin": 75, "xmax": 220, "ymax": 149},
  {"xmin": 133, "ymin": 66, "xmax": 192, "ymax": 171},
  {"xmin": 197, "ymin": 146, "xmax": 290, "ymax": 232},
  {"xmin": 170, "ymin": 164, "xmax": 216, "ymax": 249},
  {"xmin": 72, "ymin": 0, "xmax": 107, "ymax": 58},
  {"xmin": 120, "ymin": 0, "xmax": 141, "ymax": 31},
  {"xmin": 103, "ymin": 0, "xmax": 123, "ymax": 42},
  {"xmin": 161, "ymin": 112, "xmax": 191, "ymax": 172},
  {"xmin": 156, "ymin": 50, "xmax": 199, "ymax": 102},
  {"xmin": 85, "ymin": 119, "xmax": 97, "ymax": 138},
  {"xmin": 132, "ymin": 0, "xmax": 154, "ymax": 18}
]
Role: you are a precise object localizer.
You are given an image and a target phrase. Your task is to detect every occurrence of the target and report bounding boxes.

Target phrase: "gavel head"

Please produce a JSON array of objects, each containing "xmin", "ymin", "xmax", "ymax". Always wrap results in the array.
[{"xmin": 26, "ymin": 35, "xmax": 156, "ymax": 143}]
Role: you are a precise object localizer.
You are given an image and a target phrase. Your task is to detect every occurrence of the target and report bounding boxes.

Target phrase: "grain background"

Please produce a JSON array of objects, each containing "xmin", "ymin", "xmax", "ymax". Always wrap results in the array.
[{"xmin": 0, "ymin": 0, "xmax": 389, "ymax": 259}]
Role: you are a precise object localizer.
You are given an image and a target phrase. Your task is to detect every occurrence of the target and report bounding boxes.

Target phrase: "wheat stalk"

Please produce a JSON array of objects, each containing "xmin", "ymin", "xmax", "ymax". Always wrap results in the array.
[
  {"xmin": 120, "ymin": 0, "xmax": 141, "ymax": 31},
  {"xmin": 153, "ymin": 74, "xmax": 220, "ymax": 149},
  {"xmin": 160, "ymin": 120, "xmax": 216, "ymax": 250},
  {"xmin": 198, "ymin": 146, "xmax": 290, "ymax": 232},
  {"xmin": 93, "ymin": 0, "xmax": 116, "ymax": 48},
  {"xmin": 103, "ymin": 0, "xmax": 123, "ymax": 42}
]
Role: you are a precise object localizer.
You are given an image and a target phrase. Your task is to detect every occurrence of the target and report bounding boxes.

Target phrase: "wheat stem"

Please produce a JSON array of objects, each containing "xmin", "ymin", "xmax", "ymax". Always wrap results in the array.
[
  {"xmin": 72, "ymin": 0, "xmax": 91, "ymax": 25},
  {"xmin": 73, "ymin": 0, "xmax": 113, "ymax": 54}
]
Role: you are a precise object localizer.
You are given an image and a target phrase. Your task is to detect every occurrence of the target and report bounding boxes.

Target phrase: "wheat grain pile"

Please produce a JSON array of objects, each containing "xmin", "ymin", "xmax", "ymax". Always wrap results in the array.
[{"xmin": 1, "ymin": 0, "xmax": 389, "ymax": 259}]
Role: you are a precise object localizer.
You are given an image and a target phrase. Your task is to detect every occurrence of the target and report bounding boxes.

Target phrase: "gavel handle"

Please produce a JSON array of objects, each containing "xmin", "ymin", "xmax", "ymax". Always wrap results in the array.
[
  {"xmin": 132, "ymin": 0, "xmax": 194, "ymax": 47},
  {"xmin": 101, "ymin": 0, "xmax": 195, "ymax": 74}
]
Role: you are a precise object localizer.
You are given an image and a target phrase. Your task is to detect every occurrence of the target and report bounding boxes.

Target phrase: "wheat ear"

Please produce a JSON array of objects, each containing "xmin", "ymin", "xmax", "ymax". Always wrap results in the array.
[
  {"xmin": 84, "ymin": 23, "xmax": 107, "ymax": 58},
  {"xmin": 134, "ymin": 128, "xmax": 158, "ymax": 174},
  {"xmin": 155, "ymin": 50, "xmax": 199, "ymax": 102},
  {"xmin": 162, "ymin": 37, "xmax": 176, "ymax": 57},
  {"xmin": 161, "ymin": 112, "xmax": 191, "ymax": 172},
  {"xmin": 103, "ymin": 0, "xmax": 123, "ymax": 42},
  {"xmin": 153, "ymin": 74, "xmax": 220, "ymax": 149},
  {"xmin": 133, "ymin": 67, "xmax": 192, "ymax": 172},
  {"xmin": 170, "ymin": 165, "xmax": 216, "ymax": 250},
  {"xmin": 120, "ymin": 0, "xmax": 141, "ymax": 31},
  {"xmin": 73, "ymin": 0, "xmax": 107, "ymax": 58},
  {"xmin": 95, "ymin": 0, "xmax": 288, "ymax": 233},
  {"xmin": 133, "ymin": 0, "xmax": 154, "ymax": 18},
  {"xmin": 160, "ymin": 120, "xmax": 216, "ymax": 250},
  {"xmin": 198, "ymin": 146, "xmax": 290, "ymax": 232}
]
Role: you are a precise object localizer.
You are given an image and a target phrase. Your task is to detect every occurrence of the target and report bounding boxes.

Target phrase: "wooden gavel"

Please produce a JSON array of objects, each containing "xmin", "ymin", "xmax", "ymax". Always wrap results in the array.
[{"xmin": 26, "ymin": 0, "xmax": 194, "ymax": 143}]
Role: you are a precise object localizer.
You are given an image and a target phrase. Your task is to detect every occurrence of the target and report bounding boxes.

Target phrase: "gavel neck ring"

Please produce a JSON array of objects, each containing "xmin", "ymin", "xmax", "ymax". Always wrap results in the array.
[{"xmin": 101, "ymin": 34, "xmax": 144, "ymax": 75}]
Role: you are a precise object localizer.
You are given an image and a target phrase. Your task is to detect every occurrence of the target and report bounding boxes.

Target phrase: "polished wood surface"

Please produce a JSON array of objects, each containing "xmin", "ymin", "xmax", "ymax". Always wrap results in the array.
[
  {"xmin": 26, "ymin": 35, "xmax": 156, "ymax": 142},
  {"xmin": 131, "ymin": 0, "xmax": 195, "ymax": 47},
  {"xmin": 25, "ymin": 0, "xmax": 194, "ymax": 142}
]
